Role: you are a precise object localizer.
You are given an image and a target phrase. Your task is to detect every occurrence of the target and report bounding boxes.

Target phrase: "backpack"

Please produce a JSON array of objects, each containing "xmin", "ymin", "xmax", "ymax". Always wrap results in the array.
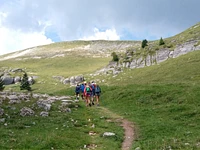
[
  {"xmin": 90, "ymin": 84, "xmax": 95, "ymax": 90},
  {"xmin": 86, "ymin": 87, "xmax": 91, "ymax": 92},
  {"xmin": 76, "ymin": 86, "xmax": 80, "ymax": 92},
  {"xmin": 95, "ymin": 86, "xmax": 100, "ymax": 93}
]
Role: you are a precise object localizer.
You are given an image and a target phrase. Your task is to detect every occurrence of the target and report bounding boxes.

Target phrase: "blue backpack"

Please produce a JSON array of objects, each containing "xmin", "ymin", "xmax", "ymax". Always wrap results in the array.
[
  {"xmin": 76, "ymin": 86, "xmax": 80, "ymax": 92},
  {"xmin": 95, "ymin": 86, "xmax": 100, "ymax": 93}
]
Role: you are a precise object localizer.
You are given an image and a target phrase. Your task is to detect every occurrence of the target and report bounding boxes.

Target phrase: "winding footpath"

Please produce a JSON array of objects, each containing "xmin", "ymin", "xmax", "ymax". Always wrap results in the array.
[{"xmin": 99, "ymin": 107, "xmax": 135, "ymax": 150}]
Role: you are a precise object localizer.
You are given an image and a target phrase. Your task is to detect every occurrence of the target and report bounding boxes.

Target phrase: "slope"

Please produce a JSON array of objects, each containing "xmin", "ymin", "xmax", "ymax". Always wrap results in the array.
[{"xmin": 101, "ymin": 50, "xmax": 200, "ymax": 149}]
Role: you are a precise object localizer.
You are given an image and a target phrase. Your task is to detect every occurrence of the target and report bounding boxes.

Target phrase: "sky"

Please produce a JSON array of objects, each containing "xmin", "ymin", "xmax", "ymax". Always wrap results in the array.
[{"xmin": 0, "ymin": 0, "xmax": 199, "ymax": 55}]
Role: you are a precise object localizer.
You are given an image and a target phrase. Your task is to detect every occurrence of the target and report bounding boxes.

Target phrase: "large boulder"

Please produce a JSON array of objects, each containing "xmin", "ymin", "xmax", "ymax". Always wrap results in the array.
[
  {"xmin": 63, "ymin": 78, "xmax": 70, "ymax": 84},
  {"xmin": 70, "ymin": 76, "xmax": 75, "ymax": 85},
  {"xmin": 28, "ymin": 76, "xmax": 34, "ymax": 84},
  {"xmin": 75, "ymin": 75, "xmax": 84, "ymax": 83},
  {"xmin": 1, "ymin": 76, "xmax": 14, "ymax": 85},
  {"xmin": 14, "ymin": 76, "xmax": 21, "ymax": 83}
]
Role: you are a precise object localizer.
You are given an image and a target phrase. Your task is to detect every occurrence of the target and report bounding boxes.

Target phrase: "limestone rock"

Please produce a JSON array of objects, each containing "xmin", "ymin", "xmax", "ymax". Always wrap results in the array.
[{"xmin": 20, "ymin": 107, "xmax": 35, "ymax": 117}]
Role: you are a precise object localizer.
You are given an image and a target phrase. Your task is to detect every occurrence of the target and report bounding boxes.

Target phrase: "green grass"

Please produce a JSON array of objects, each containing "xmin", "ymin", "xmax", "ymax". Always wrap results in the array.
[
  {"xmin": 0, "ymin": 97, "xmax": 123, "ymax": 149},
  {"xmin": 101, "ymin": 83, "xmax": 200, "ymax": 149},
  {"xmin": 0, "ymin": 56, "xmax": 111, "ymax": 94},
  {"xmin": 97, "ymin": 50, "xmax": 200, "ymax": 149}
]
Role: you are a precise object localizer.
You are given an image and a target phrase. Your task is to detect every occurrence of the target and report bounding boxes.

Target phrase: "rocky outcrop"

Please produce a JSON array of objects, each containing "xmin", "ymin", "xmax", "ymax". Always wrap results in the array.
[
  {"xmin": 0, "ymin": 91, "xmax": 76, "ymax": 118},
  {"xmin": 125, "ymin": 40, "xmax": 200, "ymax": 69},
  {"xmin": 0, "ymin": 72, "xmax": 36, "ymax": 86},
  {"xmin": 53, "ymin": 75, "xmax": 84, "ymax": 85},
  {"xmin": 92, "ymin": 40, "xmax": 200, "ymax": 76}
]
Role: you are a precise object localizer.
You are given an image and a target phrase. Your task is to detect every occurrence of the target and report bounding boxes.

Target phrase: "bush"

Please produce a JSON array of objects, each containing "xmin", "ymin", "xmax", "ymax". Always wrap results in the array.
[
  {"xmin": 20, "ymin": 72, "xmax": 31, "ymax": 91},
  {"xmin": 0, "ymin": 75, "xmax": 5, "ymax": 91},
  {"xmin": 141, "ymin": 39, "xmax": 148, "ymax": 48},
  {"xmin": 111, "ymin": 52, "xmax": 119, "ymax": 62},
  {"xmin": 159, "ymin": 37, "xmax": 165, "ymax": 46}
]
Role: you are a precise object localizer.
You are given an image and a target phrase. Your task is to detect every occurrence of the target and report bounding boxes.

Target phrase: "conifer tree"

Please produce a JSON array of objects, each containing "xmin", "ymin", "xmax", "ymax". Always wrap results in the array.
[
  {"xmin": 141, "ymin": 39, "xmax": 148, "ymax": 48},
  {"xmin": 159, "ymin": 37, "xmax": 165, "ymax": 45},
  {"xmin": 0, "ymin": 75, "xmax": 5, "ymax": 91},
  {"xmin": 111, "ymin": 52, "xmax": 119, "ymax": 62},
  {"xmin": 20, "ymin": 72, "xmax": 31, "ymax": 91}
]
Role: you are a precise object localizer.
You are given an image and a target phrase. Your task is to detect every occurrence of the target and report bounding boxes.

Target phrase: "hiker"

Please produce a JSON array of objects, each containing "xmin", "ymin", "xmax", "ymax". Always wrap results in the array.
[
  {"xmin": 84, "ymin": 82, "xmax": 92, "ymax": 106},
  {"xmin": 80, "ymin": 82, "xmax": 85, "ymax": 100},
  {"xmin": 75, "ymin": 83, "xmax": 81, "ymax": 100},
  {"xmin": 90, "ymin": 82, "xmax": 96, "ymax": 105},
  {"xmin": 95, "ymin": 83, "xmax": 101, "ymax": 106}
]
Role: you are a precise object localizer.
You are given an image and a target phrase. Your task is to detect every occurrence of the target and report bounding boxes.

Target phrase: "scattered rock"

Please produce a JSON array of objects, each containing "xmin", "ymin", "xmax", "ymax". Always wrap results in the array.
[
  {"xmin": 64, "ymin": 108, "xmax": 71, "ymax": 113},
  {"xmin": 0, "ymin": 108, "xmax": 4, "ymax": 116},
  {"xmin": 37, "ymin": 100, "xmax": 51, "ymax": 111},
  {"xmin": 14, "ymin": 76, "xmax": 21, "ymax": 83},
  {"xmin": 20, "ymin": 107, "xmax": 35, "ymax": 117},
  {"xmin": 2, "ymin": 76, "xmax": 14, "ymax": 85},
  {"xmin": 103, "ymin": 132, "xmax": 116, "ymax": 137},
  {"xmin": 0, "ymin": 118, "xmax": 5, "ymax": 123},
  {"xmin": 135, "ymin": 147, "xmax": 141, "ymax": 150},
  {"xmin": 40, "ymin": 111, "xmax": 49, "ymax": 117},
  {"xmin": 89, "ymin": 131, "xmax": 96, "ymax": 136}
]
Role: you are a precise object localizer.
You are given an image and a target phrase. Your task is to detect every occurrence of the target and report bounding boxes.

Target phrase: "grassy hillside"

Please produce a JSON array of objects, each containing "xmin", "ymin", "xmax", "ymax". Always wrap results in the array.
[
  {"xmin": 0, "ymin": 56, "xmax": 111, "ymax": 94},
  {"xmin": 101, "ymin": 50, "xmax": 200, "ymax": 149},
  {"xmin": 0, "ymin": 23, "xmax": 200, "ymax": 149},
  {"xmin": 108, "ymin": 50, "xmax": 200, "ymax": 85}
]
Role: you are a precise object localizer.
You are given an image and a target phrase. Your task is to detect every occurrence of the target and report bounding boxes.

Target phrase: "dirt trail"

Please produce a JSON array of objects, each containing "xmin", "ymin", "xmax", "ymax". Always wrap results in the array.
[{"xmin": 99, "ymin": 107, "xmax": 135, "ymax": 150}]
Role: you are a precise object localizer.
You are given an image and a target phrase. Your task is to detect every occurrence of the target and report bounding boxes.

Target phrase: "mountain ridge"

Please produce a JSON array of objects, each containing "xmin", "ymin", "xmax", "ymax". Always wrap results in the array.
[{"xmin": 0, "ymin": 22, "xmax": 199, "ymax": 61}]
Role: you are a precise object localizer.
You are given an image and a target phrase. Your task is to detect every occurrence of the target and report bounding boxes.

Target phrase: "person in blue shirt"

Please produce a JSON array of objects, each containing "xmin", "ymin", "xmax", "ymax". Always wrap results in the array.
[{"xmin": 75, "ymin": 83, "xmax": 81, "ymax": 100}]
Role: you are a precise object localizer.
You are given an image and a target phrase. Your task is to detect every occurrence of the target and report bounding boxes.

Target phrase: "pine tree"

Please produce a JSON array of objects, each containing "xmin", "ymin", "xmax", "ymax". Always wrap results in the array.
[
  {"xmin": 159, "ymin": 37, "xmax": 165, "ymax": 45},
  {"xmin": 0, "ymin": 75, "xmax": 5, "ymax": 91},
  {"xmin": 20, "ymin": 72, "xmax": 31, "ymax": 91},
  {"xmin": 141, "ymin": 39, "xmax": 148, "ymax": 48},
  {"xmin": 111, "ymin": 52, "xmax": 119, "ymax": 62}
]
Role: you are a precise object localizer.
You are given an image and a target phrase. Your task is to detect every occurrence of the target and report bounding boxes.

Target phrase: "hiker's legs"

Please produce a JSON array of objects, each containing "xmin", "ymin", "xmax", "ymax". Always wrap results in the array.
[
  {"xmin": 96, "ymin": 95, "xmax": 100, "ymax": 105},
  {"xmin": 91, "ymin": 93, "xmax": 94, "ymax": 105},
  {"xmin": 77, "ymin": 93, "xmax": 79, "ymax": 100}
]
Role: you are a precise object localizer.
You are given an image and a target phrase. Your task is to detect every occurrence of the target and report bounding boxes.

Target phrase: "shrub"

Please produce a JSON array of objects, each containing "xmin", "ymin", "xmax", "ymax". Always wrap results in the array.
[
  {"xmin": 111, "ymin": 52, "xmax": 119, "ymax": 62},
  {"xmin": 159, "ymin": 37, "xmax": 165, "ymax": 45},
  {"xmin": 141, "ymin": 39, "xmax": 148, "ymax": 48},
  {"xmin": 20, "ymin": 72, "xmax": 31, "ymax": 91},
  {"xmin": 0, "ymin": 75, "xmax": 5, "ymax": 91}
]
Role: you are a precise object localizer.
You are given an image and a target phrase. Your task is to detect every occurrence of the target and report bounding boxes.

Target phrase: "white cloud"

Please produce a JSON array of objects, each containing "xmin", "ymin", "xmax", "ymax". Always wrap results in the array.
[
  {"xmin": 0, "ymin": 26, "xmax": 53, "ymax": 55},
  {"xmin": 0, "ymin": 12, "xmax": 53, "ymax": 55},
  {"xmin": 80, "ymin": 28, "xmax": 120, "ymax": 41}
]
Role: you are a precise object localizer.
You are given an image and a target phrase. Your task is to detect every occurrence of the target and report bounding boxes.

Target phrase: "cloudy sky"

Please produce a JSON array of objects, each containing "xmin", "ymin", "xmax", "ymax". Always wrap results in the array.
[{"xmin": 0, "ymin": 0, "xmax": 199, "ymax": 55}]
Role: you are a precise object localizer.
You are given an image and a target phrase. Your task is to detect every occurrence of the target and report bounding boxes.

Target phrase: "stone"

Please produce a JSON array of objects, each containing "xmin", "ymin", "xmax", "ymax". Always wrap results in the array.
[
  {"xmin": 40, "ymin": 111, "xmax": 49, "ymax": 117},
  {"xmin": 28, "ymin": 76, "xmax": 34, "ymax": 84},
  {"xmin": 14, "ymin": 76, "xmax": 21, "ymax": 83},
  {"xmin": 75, "ymin": 75, "xmax": 84, "ymax": 83},
  {"xmin": 0, "ymin": 108, "xmax": 4, "ymax": 116},
  {"xmin": 2, "ymin": 76, "xmax": 14, "ymax": 85},
  {"xmin": 37, "ymin": 100, "xmax": 51, "ymax": 111},
  {"xmin": 63, "ymin": 78, "xmax": 70, "ymax": 84},
  {"xmin": 103, "ymin": 132, "xmax": 115, "ymax": 137},
  {"xmin": 65, "ymin": 108, "xmax": 71, "ymax": 113},
  {"xmin": 0, "ymin": 118, "xmax": 5, "ymax": 123},
  {"xmin": 70, "ymin": 76, "xmax": 75, "ymax": 85},
  {"xmin": 20, "ymin": 107, "xmax": 35, "ymax": 117}
]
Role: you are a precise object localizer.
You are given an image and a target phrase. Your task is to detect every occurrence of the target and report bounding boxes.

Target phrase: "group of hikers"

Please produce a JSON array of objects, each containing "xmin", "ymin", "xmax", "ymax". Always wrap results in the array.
[{"xmin": 75, "ymin": 81, "xmax": 101, "ymax": 107}]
